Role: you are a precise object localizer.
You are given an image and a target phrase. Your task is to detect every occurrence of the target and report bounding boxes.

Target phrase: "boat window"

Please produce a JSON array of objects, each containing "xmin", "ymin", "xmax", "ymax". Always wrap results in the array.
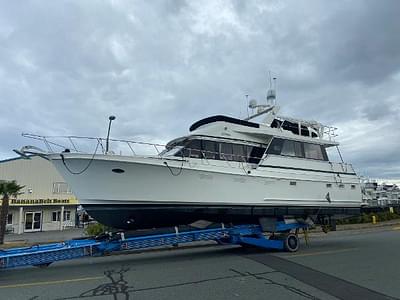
[
  {"xmin": 304, "ymin": 143, "xmax": 325, "ymax": 160},
  {"xmin": 180, "ymin": 139, "xmax": 202, "ymax": 158},
  {"xmin": 232, "ymin": 144, "xmax": 246, "ymax": 162},
  {"xmin": 321, "ymin": 146, "xmax": 329, "ymax": 161},
  {"xmin": 267, "ymin": 138, "xmax": 326, "ymax": 161},
  {"xmin": 248, "ymin": 146, "xmax": 266, "ymax": 164},
  {"xmin": 202, "ymin": 140, "xmax": 217, "ymax": 159},
  {"xmin": 220, "ymin": 143, "xmax": 233, "ymax": 161},
  {"xmin": 281, "ymin": 140, "xmax": 296, "ymax": 156},
  {"xmin": 174, "ymin": 139, "xmax": 266, "ymax": 163},
  {"xmin": 294, "ymin": 141, "xmax": 304, "ymax": 157},
  {"xmin": 162, "ymin": 146, "xmax": 184, "ymax": 157},
  {"xmin": 278, "ymin": 140, "xmax": 305, "ymax": 158},
  {"xmin": 266, "ymin": 138, "xmax": 284, "ymax": 155}
]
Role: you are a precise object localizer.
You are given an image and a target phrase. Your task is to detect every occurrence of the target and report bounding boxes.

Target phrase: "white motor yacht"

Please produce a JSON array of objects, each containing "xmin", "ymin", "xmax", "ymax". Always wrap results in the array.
[{"xmin": 19, "ymin": 86, "xmax": 362, "ymax": 229}]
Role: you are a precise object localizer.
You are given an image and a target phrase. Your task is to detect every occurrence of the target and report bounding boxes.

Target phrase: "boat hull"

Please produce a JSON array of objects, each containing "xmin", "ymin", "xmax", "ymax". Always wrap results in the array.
[
  {"xmin": 83, "ymin": 203, "xmax": 360, "ymax": 229},
  {"xmin": 49, "ymin": 153, "xmax": 362, "ymax": 229}
]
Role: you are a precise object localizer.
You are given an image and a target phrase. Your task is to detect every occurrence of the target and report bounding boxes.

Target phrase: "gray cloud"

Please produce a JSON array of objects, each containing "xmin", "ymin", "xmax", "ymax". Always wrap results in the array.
[{"xmin": 0, "ymin": 0, "xmax": 399, "ymax": 181}]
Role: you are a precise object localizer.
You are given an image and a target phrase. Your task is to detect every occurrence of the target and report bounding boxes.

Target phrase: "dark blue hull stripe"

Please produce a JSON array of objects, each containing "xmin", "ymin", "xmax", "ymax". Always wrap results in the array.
[{"xmin": 259, "ymin": 164, "xmax": 357, "ymax": 176}]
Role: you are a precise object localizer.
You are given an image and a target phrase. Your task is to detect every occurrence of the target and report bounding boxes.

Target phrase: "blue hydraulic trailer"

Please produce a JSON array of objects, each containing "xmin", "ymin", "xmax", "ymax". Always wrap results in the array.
[{"xmin": 0, "ymin": 219, "xmax": 310, "ymax": 270}]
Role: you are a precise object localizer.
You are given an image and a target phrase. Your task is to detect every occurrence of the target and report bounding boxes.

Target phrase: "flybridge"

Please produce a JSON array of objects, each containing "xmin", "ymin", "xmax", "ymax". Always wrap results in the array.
[
  {"xmin": 241, "ymin": 83, "xmax": 339, "ymax": 142},
  {"xmin": 189, "ymin": 101, "xmax": 338, "ymax": 143}
]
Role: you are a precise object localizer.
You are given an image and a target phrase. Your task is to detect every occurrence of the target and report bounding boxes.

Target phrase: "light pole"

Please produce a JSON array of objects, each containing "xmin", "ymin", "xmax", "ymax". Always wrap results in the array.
[{"xmin": 106, "ymin": 115, "xmax": 116, "ymax": 153}]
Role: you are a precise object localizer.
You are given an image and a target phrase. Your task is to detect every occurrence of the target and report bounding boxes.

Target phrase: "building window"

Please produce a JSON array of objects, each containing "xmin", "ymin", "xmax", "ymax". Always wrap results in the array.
[
  {"xmin": 52, "ymin": 211, "xmax": 71, "ymax": 221},
  {"xmin": 53, "ymin": 182, "xmax": 72, "ymax": 194},
  {"xmin": 63, "ymin": 211, "xmax": 71, "ymax": 221},
  {"xmin": 7, "ymin": 214, "xmax": 13, "ymax": 225},
  {"xmin": 52, "ymin": 211, "xmax": 61, "ymax": 222}
]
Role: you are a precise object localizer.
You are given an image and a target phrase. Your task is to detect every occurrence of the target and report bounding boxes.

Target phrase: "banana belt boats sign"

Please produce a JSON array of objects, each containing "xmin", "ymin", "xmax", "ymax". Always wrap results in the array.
[{"xmin": 8, "ymin": 198, "xmax": 78, "ymax": 206}]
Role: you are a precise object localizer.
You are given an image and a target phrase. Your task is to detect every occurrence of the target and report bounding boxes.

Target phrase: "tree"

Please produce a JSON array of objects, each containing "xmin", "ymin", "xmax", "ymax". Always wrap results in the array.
[{"xmin": 0, "ymin": 180, "xmax": 24, "ymax": 244}]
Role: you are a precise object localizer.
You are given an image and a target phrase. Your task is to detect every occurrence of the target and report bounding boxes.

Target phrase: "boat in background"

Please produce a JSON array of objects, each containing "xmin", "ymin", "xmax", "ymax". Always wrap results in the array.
[{"xmin": 18, "ymin": 82, "xmax": 362, "ymax": 229}]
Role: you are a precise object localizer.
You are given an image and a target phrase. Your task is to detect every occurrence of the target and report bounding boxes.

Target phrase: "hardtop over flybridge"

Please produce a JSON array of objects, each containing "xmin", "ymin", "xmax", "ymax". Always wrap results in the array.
[{"xmin": 18, "ymin": 81, "xmax": 362, "ymax": 229}]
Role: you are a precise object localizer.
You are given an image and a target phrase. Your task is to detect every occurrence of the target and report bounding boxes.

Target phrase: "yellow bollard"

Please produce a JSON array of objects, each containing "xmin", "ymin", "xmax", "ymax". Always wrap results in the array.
[
  {"xmin": 372, "ymin": 215, "xmax": 377, "ymax": 224},
  {"xmin": 390, "ymin": 207, "xmax": 394, "ymax": 214}
]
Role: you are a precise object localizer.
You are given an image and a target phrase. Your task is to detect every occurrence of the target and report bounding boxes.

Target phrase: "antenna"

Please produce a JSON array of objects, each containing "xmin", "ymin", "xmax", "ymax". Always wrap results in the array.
[
  {"xmin": 246, "ymin": 94, "xmax": 249, "ymax": 118},
  {"xmin": 269, "ymin": 70, "xmax": 273, "ymax": 89},
  {"xmin": 266, "ymin": 71, "xmax": 276, "ymax": 106}
]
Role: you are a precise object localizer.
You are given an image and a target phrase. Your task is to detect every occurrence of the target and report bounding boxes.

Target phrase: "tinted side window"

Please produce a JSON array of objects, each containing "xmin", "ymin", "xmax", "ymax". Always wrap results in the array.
[
  {"xmin": 248, "ymin": 147, "xmax": 266, "ymax": 164},
  {"xmin": 281, "ymin": 140, "xmax": 295, "ymax": 156},
  {"xmin": 321, "ymin": 146, "xmax": 329, "ymax": 161},
  {"xmin": 220, "ymin": 143, "xmax": 233, "ymax": 161},
  {"xmin": 232, "ymin": 144, "xmax": 245, "ymax": 161},
  {"xmin": 202, "ymin": 140, "xmax": 217, "ymax": 159},
  {"xmin": 267, "ymin": 138, "xmax": 284, "ymax": 155},
  {"xmin": 294, "ymin": 141, "xmax": 304, "ymax": 158},
  {"xmin": 184, "ymin": 140, "xmax": 202, "ymax": 158},
  {"xmin": 304, "ymin": 143, "xmax": 325, "ymax": 160}
]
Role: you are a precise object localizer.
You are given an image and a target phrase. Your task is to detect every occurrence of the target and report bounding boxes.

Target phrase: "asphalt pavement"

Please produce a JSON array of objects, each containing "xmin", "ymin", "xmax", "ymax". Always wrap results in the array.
[
  {"xmin": 4, "ymin": 228, "xmax": 85, "ymax": 245},
  {"xmin": 1, "ymin": 225, "xmax": 399, "ymax": 300}
]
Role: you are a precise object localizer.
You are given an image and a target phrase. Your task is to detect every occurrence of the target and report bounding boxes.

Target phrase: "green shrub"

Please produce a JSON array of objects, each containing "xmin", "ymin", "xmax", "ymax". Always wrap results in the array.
[
  {"xmin": 337, "ymin": 211, "xmax": 400, "ymax": 225},
  {"xmin": 84, "ymin": 222, "xmax": 111, "ymax": 236}
]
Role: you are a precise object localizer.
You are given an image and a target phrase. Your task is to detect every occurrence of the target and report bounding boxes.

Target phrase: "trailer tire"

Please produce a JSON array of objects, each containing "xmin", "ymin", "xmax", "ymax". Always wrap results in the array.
[
  {"xmin": 284, "ymin": 234, "xmax": 299, "ymax": 252},
  {"xmin": 34, "ymin": 262, "xmax": 52, "ymax": 268}
]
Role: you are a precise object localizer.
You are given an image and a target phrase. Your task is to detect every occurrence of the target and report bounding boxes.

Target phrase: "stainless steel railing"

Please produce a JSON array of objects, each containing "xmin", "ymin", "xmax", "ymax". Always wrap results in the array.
[{"xmin": 22, "ymin": 133, "xmax": 166, "ymax": 156}]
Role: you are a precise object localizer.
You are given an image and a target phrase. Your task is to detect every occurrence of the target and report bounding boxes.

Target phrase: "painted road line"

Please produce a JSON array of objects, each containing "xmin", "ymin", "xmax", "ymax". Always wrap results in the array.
[
  {"xmin": 245, "ymin": 251, "xmax": 393, "ymax": 300},
  {"xmin": 280, "ymin": 248, "xmax": 358, "ymax": 258},
  {"xmin": 0, "ymin": 276, "xmax": 104, "ymax": 289}
]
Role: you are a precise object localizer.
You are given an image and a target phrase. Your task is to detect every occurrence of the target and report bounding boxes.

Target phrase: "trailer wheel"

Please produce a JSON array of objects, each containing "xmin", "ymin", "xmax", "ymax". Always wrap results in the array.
[
  {"xmin": 284, "ymin": 234, "xmax": 299, "ymax": 252},
  {"xmin": 34, "ymin": 262, "xmax": 52, "ymax": 268}
]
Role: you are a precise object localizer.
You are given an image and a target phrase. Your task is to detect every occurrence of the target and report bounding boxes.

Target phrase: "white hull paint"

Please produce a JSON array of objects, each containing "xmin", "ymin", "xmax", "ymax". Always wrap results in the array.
[{"xmin": 49, "ymin": 153, "xmax": 361, "ymax": 209}]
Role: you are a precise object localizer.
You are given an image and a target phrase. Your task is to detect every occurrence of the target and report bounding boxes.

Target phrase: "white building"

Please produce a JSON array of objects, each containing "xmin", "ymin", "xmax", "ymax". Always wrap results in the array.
[{"xmin": 0, "ymin": 155, "xmax": 78, "ymax": 234}]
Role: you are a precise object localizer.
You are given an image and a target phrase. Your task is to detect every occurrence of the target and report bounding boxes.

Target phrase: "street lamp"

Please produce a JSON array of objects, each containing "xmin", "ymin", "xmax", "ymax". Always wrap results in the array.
[{"xmin": 106, "ymin": 115, "xmax": 116, "ymax": 153}]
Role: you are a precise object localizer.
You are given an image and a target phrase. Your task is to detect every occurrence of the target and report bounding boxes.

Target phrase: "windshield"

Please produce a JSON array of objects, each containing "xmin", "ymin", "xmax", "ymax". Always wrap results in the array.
[{"xmin": 160, "ymin": 146, "xmax": 184, "ymax": 157}]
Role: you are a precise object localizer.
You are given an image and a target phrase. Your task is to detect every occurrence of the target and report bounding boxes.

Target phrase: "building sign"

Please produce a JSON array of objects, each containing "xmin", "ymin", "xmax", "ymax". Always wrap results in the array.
[{"xmin": 0, "ymin": 198, "xmax": 79, "ymax": 206}]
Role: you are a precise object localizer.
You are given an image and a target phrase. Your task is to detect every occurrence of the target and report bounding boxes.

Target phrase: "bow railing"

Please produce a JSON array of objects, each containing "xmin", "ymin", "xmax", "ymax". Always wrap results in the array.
[{"xmin": 21, "ymin": 133, "xmax": 166, "ymax": 157}]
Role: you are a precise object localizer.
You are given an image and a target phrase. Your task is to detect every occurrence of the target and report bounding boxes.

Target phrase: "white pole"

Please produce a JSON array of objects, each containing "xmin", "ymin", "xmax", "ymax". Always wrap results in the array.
[
  {"xmin": 18, "ymin": 206, "xmax": 24, "ymax": 234},
  {"xmin": 60, "ymin": 205, "xmax": 65, "ymax": 231}
]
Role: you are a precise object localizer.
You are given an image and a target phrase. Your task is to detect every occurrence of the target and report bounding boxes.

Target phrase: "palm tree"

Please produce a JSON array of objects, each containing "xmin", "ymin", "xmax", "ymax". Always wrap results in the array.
[{"xmin": 0, "ymin": 180, "xmax": 24, "ymax": 244}]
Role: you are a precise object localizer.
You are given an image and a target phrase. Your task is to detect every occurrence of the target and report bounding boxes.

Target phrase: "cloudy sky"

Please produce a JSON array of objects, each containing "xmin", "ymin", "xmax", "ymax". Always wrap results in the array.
[{"xmin": 0, "ymin": 0, "xmax": 399, "ymax": 181}]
